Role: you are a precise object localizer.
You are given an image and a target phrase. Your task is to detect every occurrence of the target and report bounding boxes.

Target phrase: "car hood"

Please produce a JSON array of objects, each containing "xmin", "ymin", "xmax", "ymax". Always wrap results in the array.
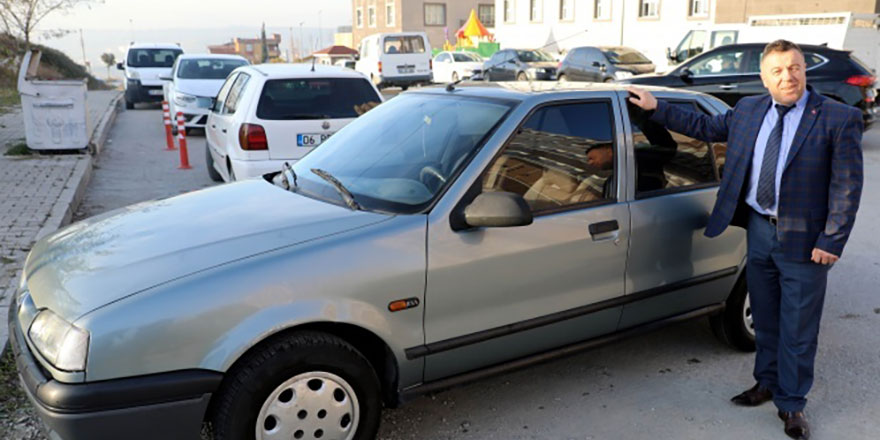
[
  {"xmin": 131, "ymin": 67, "xmax": 172, "ymax": 86},
  {"xmin": 173, "ymin": 78, "xmax": 226, "ymax": 98},
  {"xmin": 23, "ymin": 180, "xmax": 391, "ymax": 320},
  {"xmin": 456, "ymin": 62, "xmax": 484, "ymax": 71},
  {"xmin": 615, "ymin": 63, "xmax": 655, "ymax": 74},
  {"xmin": 524, "ymin": 61, "xmax": 558, "ymax": 69}
]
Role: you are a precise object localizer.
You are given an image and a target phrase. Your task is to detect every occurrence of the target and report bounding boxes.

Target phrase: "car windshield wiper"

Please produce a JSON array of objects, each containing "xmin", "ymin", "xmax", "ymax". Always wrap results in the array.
[
  {"xmin": 283, "ymin": 113, "xmax": 332, "ymax": 120},
  {"xmin": 310, "ymin": 168, "xmax": 361, "ymax": 211}
]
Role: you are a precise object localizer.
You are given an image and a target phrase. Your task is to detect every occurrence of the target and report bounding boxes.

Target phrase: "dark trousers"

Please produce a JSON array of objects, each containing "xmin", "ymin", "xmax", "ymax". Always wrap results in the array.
[{"xmin": 746, "ymin": 210, "xmax": 829, "ymax": 412}]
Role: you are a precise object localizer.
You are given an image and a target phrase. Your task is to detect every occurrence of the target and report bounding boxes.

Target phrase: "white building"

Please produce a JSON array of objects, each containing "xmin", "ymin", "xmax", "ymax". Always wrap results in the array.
[{"xmin": 493, "ymin": 0, "xmax": 717, "ymax": 70}]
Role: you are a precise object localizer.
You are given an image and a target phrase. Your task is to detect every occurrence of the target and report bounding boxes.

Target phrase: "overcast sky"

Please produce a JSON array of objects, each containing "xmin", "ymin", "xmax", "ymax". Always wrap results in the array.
[{"xmin": 41, "ymin": 0, "xmax": 351, "ymax": 31}]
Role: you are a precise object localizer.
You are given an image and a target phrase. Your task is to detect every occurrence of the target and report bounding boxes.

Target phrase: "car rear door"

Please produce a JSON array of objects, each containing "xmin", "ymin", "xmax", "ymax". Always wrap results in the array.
[
  {"xmin": 618, "ymin": 92, "xmax": 745, "ymax": 329},
  {"xmin": 422, "ymin": 96, "xmax": 629, "ymax": 381},
  {"xmin": 213, "ymin": 72, "xmax": 251, "ymax": 177},
  {"xmin": 206, "ymin": 72, "xmax": 238, "ymax": 160},
  {"xmin": 681, "ymin": 47, "xmax": 757, "ymax": 107}
]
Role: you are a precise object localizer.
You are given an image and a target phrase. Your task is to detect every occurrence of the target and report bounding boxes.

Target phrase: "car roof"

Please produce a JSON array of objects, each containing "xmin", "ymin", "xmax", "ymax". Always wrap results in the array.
[
  {"xmin": 702, "ymin": 42, "xmax": 846, "ymax": 55},
  {"xmin": 239, "ymin": 63, "xmax": 370, "ymax": 79},
  {"xmin": 176, "ymin": 53, "xmax": 248, "ymax": 61},
  {"xmin": 410, "ymin": 81, "xmax": 708, "ymax": 101},
  {"xmin": 129, "ymin": 43, "xmax": 181, "ymax": 50}
]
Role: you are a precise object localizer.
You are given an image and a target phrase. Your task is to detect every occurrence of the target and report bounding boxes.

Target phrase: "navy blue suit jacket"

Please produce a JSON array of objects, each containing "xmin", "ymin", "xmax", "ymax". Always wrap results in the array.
[{"xmin": 650, "ymin": 87, "xmax": 863, "ymax": 261}]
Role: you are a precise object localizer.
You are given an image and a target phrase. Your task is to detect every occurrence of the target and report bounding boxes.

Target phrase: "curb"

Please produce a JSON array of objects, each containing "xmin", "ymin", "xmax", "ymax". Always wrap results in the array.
[{"xmin": 2, "ymin": 92, "xmax": 121, "ymax": 357}]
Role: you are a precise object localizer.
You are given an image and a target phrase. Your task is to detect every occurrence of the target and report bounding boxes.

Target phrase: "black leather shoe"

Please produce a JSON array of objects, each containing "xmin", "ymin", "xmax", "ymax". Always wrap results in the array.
[
  {"xmin": 730, "ymin": 383, "xmax": 773, "ymax": 406},
  {"xmin": 778, "ymin": 411, "xmax": 810, "ymax": 440}
]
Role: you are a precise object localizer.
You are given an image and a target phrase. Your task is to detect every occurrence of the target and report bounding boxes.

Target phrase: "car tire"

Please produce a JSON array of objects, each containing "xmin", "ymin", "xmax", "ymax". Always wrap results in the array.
[
  {"xmin": 171, "ymin": 125, "xmax": 178, "ymax": 136},
  {"xmin": 451, "ymin": 72, "xmax": 459, "ymax": 82},
  {"xmin": 210, "ymin": 331, "xmax": 382, "ymax": 440},
  {"xmin": 603, "ymin": 77, "xmax": 614, "ymax": 83},
  {"xmin": 517, "ymin": 72, "xmax": 528, "ymax": 82},
  {"xmin": 206, "ymin": 146, "xmax": 223, "ymax": 182},
  {"xmin": 125, "ymin": 100, "xmax": 134, "ymax": 110},
  {"xmin": 710, "ymin": 273, "xmax": 756, "ymax": 352},
  {"xmin": 558, "ymin": 74, "xmax": 567, "ymax": 82}
]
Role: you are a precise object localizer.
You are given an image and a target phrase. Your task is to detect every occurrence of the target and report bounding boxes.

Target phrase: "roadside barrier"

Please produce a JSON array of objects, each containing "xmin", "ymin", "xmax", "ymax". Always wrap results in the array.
[
  {"xmin": 176, "ymin": 112, "xmax": 192, "ymax": 170},
  {"xmin": 162, "ymin": 101, "xmax": 175, "ymax": 150}
]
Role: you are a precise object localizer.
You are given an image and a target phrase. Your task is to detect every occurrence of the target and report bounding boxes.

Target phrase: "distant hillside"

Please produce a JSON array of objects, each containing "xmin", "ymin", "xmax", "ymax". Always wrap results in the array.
[{"xmin": 0, "ymin": 33, "xmax": 108, "ymax": 91}]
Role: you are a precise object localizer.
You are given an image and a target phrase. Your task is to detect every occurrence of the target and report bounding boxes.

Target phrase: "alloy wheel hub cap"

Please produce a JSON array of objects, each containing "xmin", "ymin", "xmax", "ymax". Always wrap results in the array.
[
  {"xmin": 743, "ymin": 295, "xmax": 755, "ymax": 338},
  {"xmin": 256, "ymin": 371, "xmax": 359, "ymax": 440}
]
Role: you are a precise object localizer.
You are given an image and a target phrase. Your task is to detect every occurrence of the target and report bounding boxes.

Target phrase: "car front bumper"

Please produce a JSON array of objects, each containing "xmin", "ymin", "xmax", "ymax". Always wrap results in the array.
[
  {"xmin": 124, "ymin": 80, "xmax": 164, "ymax": 103},
  {"xmin": 8, "ymin": 295, "xmax": 223, "ymax": 440}
]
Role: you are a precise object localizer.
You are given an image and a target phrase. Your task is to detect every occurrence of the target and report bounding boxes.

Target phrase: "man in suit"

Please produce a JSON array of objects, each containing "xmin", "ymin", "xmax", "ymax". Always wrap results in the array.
[{"xmin": 627, "ymin": 40, "xmax": 863, "ymax": 440}]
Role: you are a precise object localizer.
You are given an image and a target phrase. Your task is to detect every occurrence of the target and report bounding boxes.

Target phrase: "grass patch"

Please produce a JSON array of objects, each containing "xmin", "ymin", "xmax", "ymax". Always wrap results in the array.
[
  {"xmin": 0, "ymin": 347, "xmax": 28, "ymax": 414},
  {"xmin": 0, "ymin": 88, "xmax": 19, "ymax": 108},
  {"xmin": 4, "ymin": 141, "xmax": 31, "ymax": 156}
]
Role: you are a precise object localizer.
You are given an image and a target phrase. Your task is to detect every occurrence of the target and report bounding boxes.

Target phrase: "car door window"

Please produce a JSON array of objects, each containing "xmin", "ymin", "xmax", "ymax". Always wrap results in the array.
[
  {"xmin": 710, "ymin": 30, "xmax": 738, "ymax": 48},
  {"xmin": 628, "ymin": 100, "xmax": 720, "ymax": 197},
  {"xmin": 676, "ymin": 30, "xmax": 706, "ymax": 62},
  {"xmin": 223, "ymin": 73, "xmax": 251, "ymax": 115},
  {"xmin": 436, "ymin": 53, "xmax": 450, "ymax": 63},
  {"xmin": 585, "ymin": 49, "xmax": 605, "ymax": 68},
  {"xmin": 483, "ymin": 101, "xmax": 616, "ymax": 213},
  {"xmin": 212, "ymin": 73, "xmax": 238, "ymax": 113},
  {"xmin": 688, "ymin": 49, "xmax": 747, "ymax": 76}
]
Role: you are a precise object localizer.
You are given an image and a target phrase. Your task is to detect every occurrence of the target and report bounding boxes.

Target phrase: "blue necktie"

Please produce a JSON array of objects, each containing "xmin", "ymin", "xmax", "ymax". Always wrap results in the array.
[{"xmin": 756, "ymin": 104, "xmax": 794, "ymax": 210}]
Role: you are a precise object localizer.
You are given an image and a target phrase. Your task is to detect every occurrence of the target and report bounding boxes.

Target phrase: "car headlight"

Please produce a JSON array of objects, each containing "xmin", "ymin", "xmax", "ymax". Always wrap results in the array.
[
  {"xmin": 28, "ymin": 309, "xmax": 89, "ymax": 371},
  {"xmin": 174, "ymin": 92, "xmax": 197, "ymax": 107},
  {"xmin": 614, "ymin": 71, "xmax": 634, "ymax": 80},
  {"xmin": 127, "ymin": 70, "xmax": 140, "ymax": 80}
]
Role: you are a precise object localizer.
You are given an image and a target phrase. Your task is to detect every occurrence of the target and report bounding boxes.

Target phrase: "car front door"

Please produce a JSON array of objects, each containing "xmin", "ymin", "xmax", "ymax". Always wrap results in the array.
[
  {"xmin": 213, "ymin": 72, "xmax": 251, "ymax": 180},
  {"xmin": 618, "ymin": 92, "xmax": 744, "ymax": 329},
  {"xmin": 681, "ymin": 48, "xmax": 755, "ymax": 107},
  {"xmin": 206, "ymin": 72, "xmax": 238, "ymax": 164},
  {"xmin": 422, "ymin": 97, "xmax": 630, "ymax": 381}
]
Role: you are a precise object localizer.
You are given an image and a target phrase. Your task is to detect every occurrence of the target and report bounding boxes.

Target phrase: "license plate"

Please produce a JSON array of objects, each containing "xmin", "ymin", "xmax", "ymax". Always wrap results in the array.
[
  {"xmin": 297, "ymin": 133, "xmax": 332, "ymax": 147},
  {"xmin": 148, "ymin": 89, "xmax": 163, "ymax": 96},
  {"xmin": 399, "ymin": 67, "xmax": 414, "ymax": 74}
]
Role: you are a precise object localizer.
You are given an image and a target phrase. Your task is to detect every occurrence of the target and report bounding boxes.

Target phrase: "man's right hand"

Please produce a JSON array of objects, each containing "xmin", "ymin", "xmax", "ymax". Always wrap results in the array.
[{"xmin": 627, "ymin": 86, "xmax": 657, "ymax": 111}]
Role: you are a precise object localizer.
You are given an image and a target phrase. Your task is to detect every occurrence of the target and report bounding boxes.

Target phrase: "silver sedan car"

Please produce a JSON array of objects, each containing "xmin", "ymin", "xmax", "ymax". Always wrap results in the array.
[{"xmin": 9, "ymin": 82, "xmax": 753, "ymax": 440}]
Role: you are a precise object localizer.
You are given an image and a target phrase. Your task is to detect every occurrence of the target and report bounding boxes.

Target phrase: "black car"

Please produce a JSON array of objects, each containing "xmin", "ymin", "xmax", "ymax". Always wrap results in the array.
[
  {"xmin": 482, "ymin": 49, "xmax": 558, "ymax": 81},
  {"xmin": 558, "ymin": 46, "xmax": 655, "ymax": 83},
  {"xmin": 623, "ymin": 43, "xmax": 877, "ymax": 124}
]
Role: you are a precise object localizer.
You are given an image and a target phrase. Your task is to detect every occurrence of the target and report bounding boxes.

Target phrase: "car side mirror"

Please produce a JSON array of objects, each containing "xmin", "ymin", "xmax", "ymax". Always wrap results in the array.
[
  {"xmin": 116, "ymin": 62, "xmax": 124, "ymax": 70},
  {"xmin": 354, "ymin": 54, "xmax": 360, "ymax": 61},
  {"xmin": 463, "ymin": 192, "xmax": 533, "ymax": 228},
  {"xmin": 680, "ymin": 68, "xmax": 694, "ymax": 81},
  {"xmin": 508, "ymin": 59, "xmax": 517, "ymax": 65},
  {"xmin": 666, "ymin": 48, "xmax": 677, "ymax": 63},
  {"xmin": 592, "ymin": 61, "xmax": 606, "ymax": 71},
  {"xmin": 158, "ymin": 74, "xmax": 172, "ymax": 81}
]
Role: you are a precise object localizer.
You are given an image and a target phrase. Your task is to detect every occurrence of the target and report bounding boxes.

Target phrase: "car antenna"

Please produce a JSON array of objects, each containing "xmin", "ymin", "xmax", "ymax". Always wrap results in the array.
[{"xmin": 445, "ymin": 29, "xmax": 588, "ymax": 92}]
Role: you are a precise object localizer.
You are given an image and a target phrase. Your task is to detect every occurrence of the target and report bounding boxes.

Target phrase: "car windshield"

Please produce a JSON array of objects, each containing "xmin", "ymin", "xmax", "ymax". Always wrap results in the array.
[
  {"xmin": 177, "ymin": 59, "xmax": 247, "ymax": 79},
  {"xmin": 127, "ymin": 48, "xmax": 182, "ymax": 67},
  {"xmin": 257, "ymin": 78, "xmax": 382, "ymax": 120},
  {"xmin": 516, "ymin": 50, "xmax": 554, "ymax": 62},
  {"xmin": 291, "ymin": 94, "xmax": 513, "ymax": 213},
  {"xmin": 452, "ymin": 52, "xmax": 481, "ymax": 62},
  {"xmin": 601, "ymin": 47, "xmax": 652, "ymax": 65}
]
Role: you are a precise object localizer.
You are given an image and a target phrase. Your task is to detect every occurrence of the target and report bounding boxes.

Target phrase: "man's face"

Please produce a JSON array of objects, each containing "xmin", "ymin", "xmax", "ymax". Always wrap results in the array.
[
  {"xmin": 760, "ymin": 49, "xmax": 807, "ymax": 106},
  {"xmin": 586, "ymin": 145, "xmax": 613, "ymax": 170}
]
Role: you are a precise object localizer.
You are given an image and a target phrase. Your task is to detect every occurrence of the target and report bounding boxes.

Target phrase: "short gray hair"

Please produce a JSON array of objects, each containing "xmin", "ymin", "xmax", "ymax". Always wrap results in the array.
[{"xmin": 762, "ymin": 40, "xmax": 803, "ymax": 59}]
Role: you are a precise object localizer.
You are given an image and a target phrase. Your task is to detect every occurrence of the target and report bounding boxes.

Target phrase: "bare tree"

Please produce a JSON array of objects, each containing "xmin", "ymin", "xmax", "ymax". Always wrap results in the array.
[
  {"xmin": 99, "ymin": 51, "xmax": 113, "ymax": 79},
  {"xmin": 0, "ymin": 0, "xmax": 97, "ymax": 47}
]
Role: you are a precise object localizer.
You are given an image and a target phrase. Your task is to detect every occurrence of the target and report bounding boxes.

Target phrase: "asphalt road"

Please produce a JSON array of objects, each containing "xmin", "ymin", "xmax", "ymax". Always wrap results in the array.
[{"xmin": 70, "ymin": 104, "xmax": 880, "ymax": 440}]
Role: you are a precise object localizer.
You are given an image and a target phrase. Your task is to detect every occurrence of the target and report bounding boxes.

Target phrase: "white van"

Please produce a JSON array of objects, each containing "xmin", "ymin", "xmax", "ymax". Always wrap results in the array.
[
  {"xmin": 665, "ymin": 12, "xmax": 880, "ymax": 77},
  {"xmin": 356, "ymin": 32, "xmax": 432, "ymax": 90},
  {"xmin": 117, "ymin": 43, "xmax": 183, "ymax": 109}
]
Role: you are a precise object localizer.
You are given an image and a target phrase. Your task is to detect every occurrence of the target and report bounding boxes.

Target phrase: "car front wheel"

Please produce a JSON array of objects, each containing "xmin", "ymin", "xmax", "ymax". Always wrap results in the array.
[
  {"xmin": 206, "ymin": 146, "xmax": 223, "ymax": 182},
  {"xmin": 710, "ymin": 274, "xmax": 756, "ymax": 352},
  {"xmin": 210, "ymin": 332, "xmax": 382, "ymax": 440}
]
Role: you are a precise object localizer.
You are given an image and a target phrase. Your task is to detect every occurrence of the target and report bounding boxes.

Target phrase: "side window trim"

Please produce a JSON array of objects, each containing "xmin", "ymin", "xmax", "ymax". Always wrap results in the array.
[
  {"xmin": 212, "ymin": 72, "xmax": 238, "ymax": 114},
  {"xmin": 623, "ymin": 97, "xmax": 722, "ymax": 200},
  {"xmin": 223, "ymin": 73, "xmax": 251, "ymax": 115},
  {"xmin": 479, "ymin": 98, "xmax": 622, "ymax": 218}
]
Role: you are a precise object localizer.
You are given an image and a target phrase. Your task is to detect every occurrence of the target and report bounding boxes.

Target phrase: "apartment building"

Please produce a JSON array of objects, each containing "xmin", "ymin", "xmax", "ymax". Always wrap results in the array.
[
  {"xmin": 716, "ymin": 0, "xmax": 880, "ymax": 23},
  {"xmin": 208, "ymin": 34, "xmax": 282, "ymax": 64},
  {"xmin": 352, "ymin": 0, "xmax": 495, "ymax": 51}
]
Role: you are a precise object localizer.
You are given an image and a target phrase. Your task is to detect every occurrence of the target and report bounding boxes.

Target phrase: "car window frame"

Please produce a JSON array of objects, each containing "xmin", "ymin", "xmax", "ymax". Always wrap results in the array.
[
  {"xmin": 478, "ymin": 97, "xmax": 621, "ymax": 218},
  {"xmin": 212, "ymin": 72, "xmax": 239, "ymax": 114},
  {"xmin": 222, "ymin": 72, "xmax": 251, "ymax": 115},
  {"xmin": 686, "ymin": 47, "xmax": 750, "ymax": 77},
  {"xmin": 624, "ymin": 97, "xmax": 721, "ymax": 200}
]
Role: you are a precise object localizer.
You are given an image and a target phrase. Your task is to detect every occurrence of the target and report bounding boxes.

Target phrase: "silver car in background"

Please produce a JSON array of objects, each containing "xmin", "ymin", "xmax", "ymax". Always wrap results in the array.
[{"xmin": 9, "ymin": 82, "xmax": 752, "ymax": 440}]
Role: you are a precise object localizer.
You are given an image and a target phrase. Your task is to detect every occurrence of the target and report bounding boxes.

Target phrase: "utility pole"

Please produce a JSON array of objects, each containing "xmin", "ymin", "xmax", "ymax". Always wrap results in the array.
[
  {"xmin": 299, "ymin": 22, "xmax": 305, "ymax": 60},
  {"xmin": 79, "ymin": 29, "xmax": 89, "ymax": 73},
  {"xmin": 318, "ymin": 10, "xmax": 322, "ymax": 49},
  {"xmin": 129, "ymin": 19, "xmax": 134, "ymax": 43},
  {"xmin": 288, "ymin": 26, "xmax": 294, "ymax": 62},
  {"xmin": 618, "ymin": 0, "xmax": 625, "ymax": 46}
]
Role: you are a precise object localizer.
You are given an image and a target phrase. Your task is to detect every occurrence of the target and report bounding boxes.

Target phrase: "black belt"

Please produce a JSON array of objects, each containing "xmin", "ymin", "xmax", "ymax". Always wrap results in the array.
[{"xmin": 755, "ymin": 210, "xmax": 778, "ymax": 226}]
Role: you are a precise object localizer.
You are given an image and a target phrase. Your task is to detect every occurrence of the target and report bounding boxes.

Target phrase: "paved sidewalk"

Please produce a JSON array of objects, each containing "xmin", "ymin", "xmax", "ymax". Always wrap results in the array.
[{"xmin": 0, "ymin": 90, "xmax": 121, "ymax": 353}]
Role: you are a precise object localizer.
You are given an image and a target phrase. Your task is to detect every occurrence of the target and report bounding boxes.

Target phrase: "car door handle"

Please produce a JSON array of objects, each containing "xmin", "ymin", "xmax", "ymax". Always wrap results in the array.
[
  {"xmin": 221, "ymin": 128, "xmax": 227, "ymax": 133},
  {"xmin": 211, "ymin": 124, "xmax": 216, "ymax": 128},
  {"xmin": 718, "ymin": 84, "xmax": 738, "ymax": 90},
  {"xmin": 589, "ymin": 220, "xmax": 619, "ymax": 236}
]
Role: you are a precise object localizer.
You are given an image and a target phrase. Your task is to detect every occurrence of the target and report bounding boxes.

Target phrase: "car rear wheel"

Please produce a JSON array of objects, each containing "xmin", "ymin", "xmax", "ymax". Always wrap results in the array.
[
  {"xmin": 451, "ymin": 72, "xmax": 459, "ymax": 82},
  {"xmin": 517, "ymin": 72, "xmax": 528, "ymax": 82},
  {"xmin": 710, "ymin": 273, "xmax": 756, "ymax": 352},
  {"xmin": 206, "ymin": 146, "xmax": 223, "ymax": 182},
  {"xmin": 558, "ymin": 74, "xmax": 567, "ymax": 82},
  {"xmin": 210, "ymin": 332, "xmax": 382, "ymax": 440},
  {"xmin": 125, "ymin": 100, "xmax": 134, "ymax": 110}
]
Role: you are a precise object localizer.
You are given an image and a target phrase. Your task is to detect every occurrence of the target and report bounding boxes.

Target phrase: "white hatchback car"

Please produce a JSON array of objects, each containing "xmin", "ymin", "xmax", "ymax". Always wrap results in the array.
[
  {"xmin": 432, "ymin": 51, "xmax": 484, "ymax": 83},
  {"xmin": 162, "ymin": 54, "xmax": 249, "ymax": 134},
  {"xmin": 205, "ymin": 64, "xmax": 384, "ymax": 182}
]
